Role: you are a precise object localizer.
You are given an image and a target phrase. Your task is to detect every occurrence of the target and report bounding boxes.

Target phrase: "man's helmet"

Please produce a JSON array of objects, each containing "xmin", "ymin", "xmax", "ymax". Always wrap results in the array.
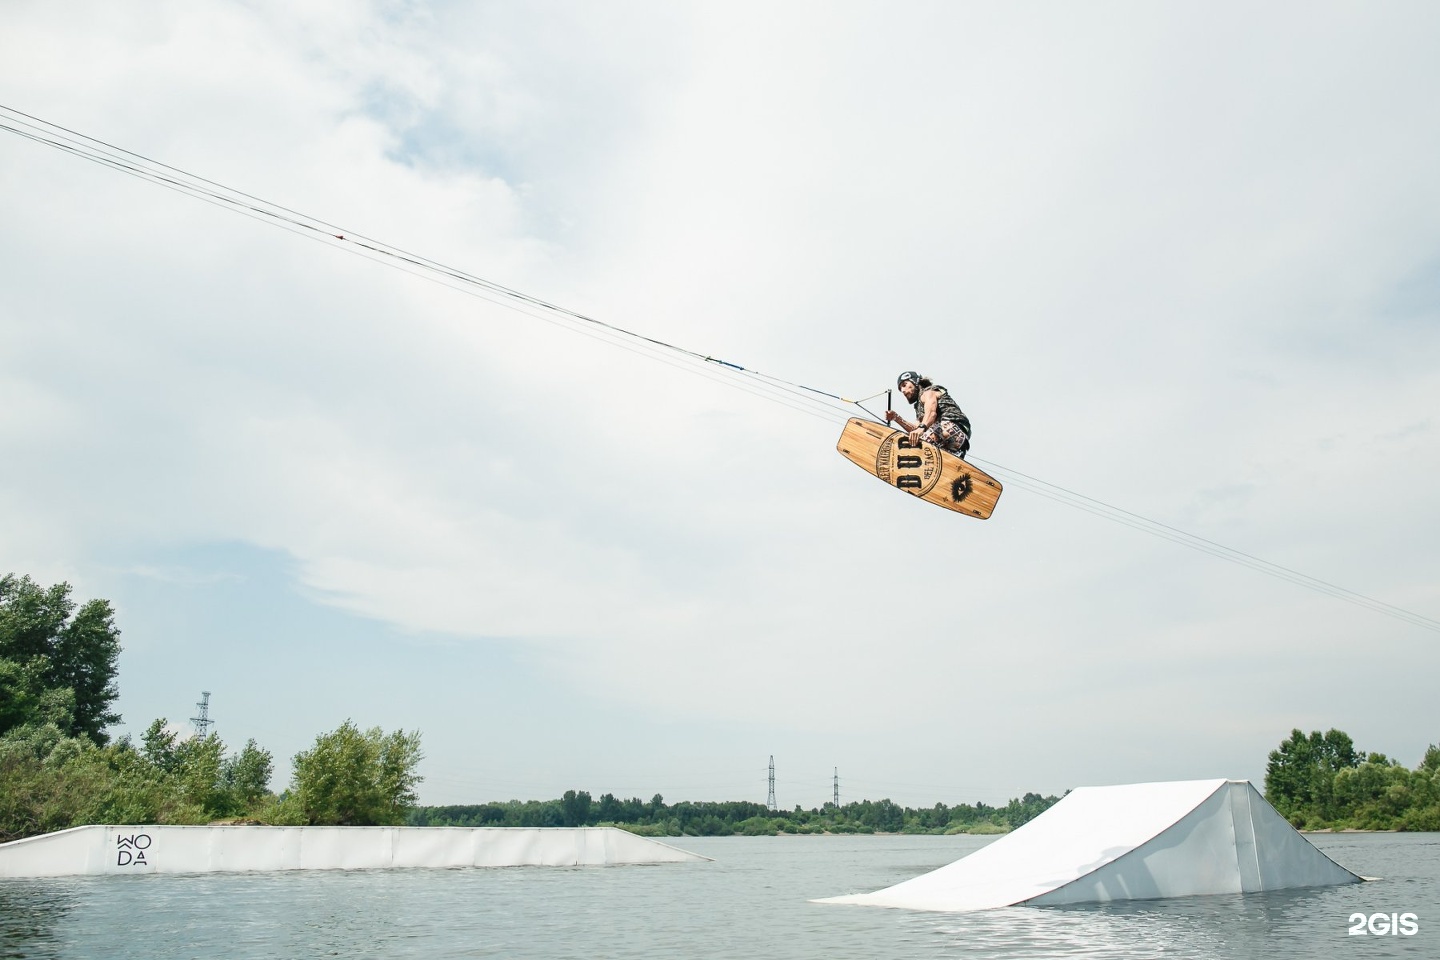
[{"xmin": 897, "ymin": 371, "xmax": 921, "ymax": 388}]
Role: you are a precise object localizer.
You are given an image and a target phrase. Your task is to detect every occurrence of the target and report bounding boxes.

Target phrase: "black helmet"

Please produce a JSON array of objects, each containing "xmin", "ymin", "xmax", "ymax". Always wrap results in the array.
[{"xmin": 897, "ymin": 371, "xmax": 921, "ymax": 388}]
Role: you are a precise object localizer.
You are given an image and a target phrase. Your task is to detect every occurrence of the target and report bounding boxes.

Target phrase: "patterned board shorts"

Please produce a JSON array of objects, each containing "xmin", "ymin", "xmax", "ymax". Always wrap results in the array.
[{"xmin": 921, "ymin": 419, "xmax": 969, "ymax": 457}]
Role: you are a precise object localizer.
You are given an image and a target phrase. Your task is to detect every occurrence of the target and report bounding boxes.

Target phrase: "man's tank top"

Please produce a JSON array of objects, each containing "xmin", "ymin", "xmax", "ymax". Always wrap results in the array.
[{"xmin": 915, "ymin": 385, "xmax": 970, "ymax": 434}]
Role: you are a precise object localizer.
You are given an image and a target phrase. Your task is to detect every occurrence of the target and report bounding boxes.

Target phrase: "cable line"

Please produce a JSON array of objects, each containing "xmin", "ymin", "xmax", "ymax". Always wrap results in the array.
[
  {"xmin": 2, "ymin": 103, "xmax": 1433, "ymax": 634},
  {"xmin": 973, "ymin": 460, "xmax": 1439, "ymax": 632}
]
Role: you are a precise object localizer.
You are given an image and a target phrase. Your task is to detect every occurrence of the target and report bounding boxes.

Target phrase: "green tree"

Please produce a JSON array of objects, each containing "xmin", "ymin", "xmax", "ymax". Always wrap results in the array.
[
  {"xmin": 121, "ymin": 720, "xmax": 268, "ymax": 822},
  {"xmin": 1333, "ymin": 754, "xmax": 1414, "ymax": 829},
  {"xmin": 285, "ymin": 720, "xmax": 423, "ymax": 825},
  {"xmin": 0, "ymin": 732, "xmax": 208, "ymax": 840},
  {"xmin": 595, "ymin": 792, "xmax": 622, "ymax": 823},
  {"xmin": 0, "ymin": 657, "xmax": 75, "ymax": 735},
  {"xmin": 0, "ymin": 575, "xmax": 121, "ymax": 743},
  {"xmin": 1264, "ymin": 728, "xmax": 1360, "ymax": 826},
  {"xmin": 1002, "ymin": 792, "xmax": 1060, "ymax": 829},
  {"xmin": 141, "ymin": 719, "xmax": 182, "ymax": 773},
  {"xmin": 1398, "ymin": 744, "xmax": 1440, "ymax": 831},
  {"xmin": 172, "ymin": 734, "xmax": 227, "ymax": 815},
  {"xmin": 863, "ymin": 799, "xmax": 905, "ymax": 832},
  {"xmin": 0, "ymin": 736, "xmax": 105, "ymax": 841},
  {"xmin": 220, "ymin": 740, "xmax": 274, "ymax": 813},
  {"xmin": 561, "ymin": 789, "xmax": 592, "ymax": 827}
]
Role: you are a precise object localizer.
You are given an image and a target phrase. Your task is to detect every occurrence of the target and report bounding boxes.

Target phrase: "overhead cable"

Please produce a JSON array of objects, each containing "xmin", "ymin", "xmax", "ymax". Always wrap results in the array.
[{"xmin": 2, "ymin": 103, "xmax": 1433, "ymax": 634}]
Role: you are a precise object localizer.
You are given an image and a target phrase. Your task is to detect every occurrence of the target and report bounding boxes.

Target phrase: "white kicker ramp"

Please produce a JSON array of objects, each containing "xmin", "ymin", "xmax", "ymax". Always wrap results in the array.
[
  {"xmin": 0, "ymin": 825, "xmax": 709, "ymax": 878},
  {"xmin": 820, "ymin": 779, "xmax": 1361, "ymax": 912}
]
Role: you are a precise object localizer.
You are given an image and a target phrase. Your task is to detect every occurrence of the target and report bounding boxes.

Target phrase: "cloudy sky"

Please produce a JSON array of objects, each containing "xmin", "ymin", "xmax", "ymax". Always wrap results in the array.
[{"xmin": 2, "ymin": 1, "xmax": 1437, "ymax": 809}]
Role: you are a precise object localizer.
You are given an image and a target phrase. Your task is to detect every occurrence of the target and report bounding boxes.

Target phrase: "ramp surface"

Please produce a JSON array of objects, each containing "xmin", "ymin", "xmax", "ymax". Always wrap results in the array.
[
  {"xmin": 0, "ymin": 825, "xmax": 708, "ymax": 878},
  {"xmin": 819, "ymin": 780, "xmax": 1360, "ymax": 912}
]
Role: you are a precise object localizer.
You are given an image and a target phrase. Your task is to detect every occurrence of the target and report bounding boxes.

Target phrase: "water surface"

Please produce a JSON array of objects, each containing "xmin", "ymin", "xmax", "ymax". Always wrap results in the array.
[{"xmin": 1, "ymin": 833, "xmax": 1435, "ymax": 958}]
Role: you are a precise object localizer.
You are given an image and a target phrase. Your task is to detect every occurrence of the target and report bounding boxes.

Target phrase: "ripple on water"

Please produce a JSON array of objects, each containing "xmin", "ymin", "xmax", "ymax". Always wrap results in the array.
[{"xmin": 0, "ymin": 833, "xmax": 1435, "ymax": 959}]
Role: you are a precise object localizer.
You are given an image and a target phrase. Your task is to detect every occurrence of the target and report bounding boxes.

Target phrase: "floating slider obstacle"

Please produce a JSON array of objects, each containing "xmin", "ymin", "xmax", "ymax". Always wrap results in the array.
[
  {"xmin": 818, "ymin": 779, "xmax": 1362, "ymax": 912},
  {"xmin": 0, "ymin": 825, "xmax": 709, "ymax": 877}
]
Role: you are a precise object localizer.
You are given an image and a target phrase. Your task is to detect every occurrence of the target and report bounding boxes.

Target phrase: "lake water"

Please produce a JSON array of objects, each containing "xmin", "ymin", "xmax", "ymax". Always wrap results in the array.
[{"xmin": 1, "ymin": 833, "xmax": 1436, "ymax": 958}]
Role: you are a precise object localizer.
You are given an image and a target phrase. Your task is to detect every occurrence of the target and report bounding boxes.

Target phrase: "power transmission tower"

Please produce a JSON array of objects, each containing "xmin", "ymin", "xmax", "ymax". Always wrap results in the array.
[
  {"xmin": 767, "ymin": 755, "xmax": 777, "ymax": 811},
  {"xmin": 191, "ymin": 691, "xmax": 213, "ymax": 737},
  {"xmin": 833, "ymin": 767, "xmax": 840, "ymax": 807}
]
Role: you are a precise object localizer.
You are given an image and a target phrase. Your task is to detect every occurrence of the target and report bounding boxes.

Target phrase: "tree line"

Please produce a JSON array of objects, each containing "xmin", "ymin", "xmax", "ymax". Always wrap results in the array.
[
  {"xmin": 408, "ymin": 791, "xmax": 1061, "ymax": 836},
  {"xmin": 1263, "ymin": 728, "xmax": 1440, "ymax": 831},
  {"xmin": 10, "ymin": 573, "xmax": 1440, "ymax": 842},
  {"xmin": 1, "ymin": 573, "xmax": 423, "ymax": 841}
]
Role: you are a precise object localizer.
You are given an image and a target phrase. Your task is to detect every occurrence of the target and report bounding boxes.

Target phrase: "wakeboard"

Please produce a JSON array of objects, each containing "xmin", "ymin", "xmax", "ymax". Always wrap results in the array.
[{"xmin": 836, "ymin": 417, "xmax": 1002, "ymax": 519}]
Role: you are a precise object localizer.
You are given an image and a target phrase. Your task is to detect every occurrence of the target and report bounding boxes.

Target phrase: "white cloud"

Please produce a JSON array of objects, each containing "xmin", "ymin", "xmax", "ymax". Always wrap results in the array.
[{"xmin": 3, "ymin": 0, "xmax": 1438, "ymax": 799}]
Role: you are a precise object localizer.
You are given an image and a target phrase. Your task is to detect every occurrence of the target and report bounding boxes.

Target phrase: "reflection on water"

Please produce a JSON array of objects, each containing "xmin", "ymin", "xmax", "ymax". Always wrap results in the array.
[
  {"xmin": 913, "ymin": 888, "xmax": 1336, "ymax": 960},
  {"xmin": 0, "ymin": 833, "xmax": 1434, "ymax": 959},
  {"xmin": 907, "ymin": 845, "xmax": 1437, "ymax": 960},
  {"xmin": 0, "ymin": 881, "xmax": 75, "ymax": 959}
]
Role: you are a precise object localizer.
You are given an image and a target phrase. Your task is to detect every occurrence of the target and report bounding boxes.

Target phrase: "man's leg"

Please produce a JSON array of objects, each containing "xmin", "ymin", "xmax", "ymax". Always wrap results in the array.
[{"xmin": 922, "ymin": 421, "xmax": 969, "ymax": 458}]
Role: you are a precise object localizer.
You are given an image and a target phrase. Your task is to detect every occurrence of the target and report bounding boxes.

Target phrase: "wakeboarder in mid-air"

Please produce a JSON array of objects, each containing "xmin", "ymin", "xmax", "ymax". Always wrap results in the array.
[
  {"xmin": 884, "ymin": 371, "xmax": 971, "ymax": 460},
  {"xmin": 834, "ymin": 371, "xmax": 999, "ymax": 518}
]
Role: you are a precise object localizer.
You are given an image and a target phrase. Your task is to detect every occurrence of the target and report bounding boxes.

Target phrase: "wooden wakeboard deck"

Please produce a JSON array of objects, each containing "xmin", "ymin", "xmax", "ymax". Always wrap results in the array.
[{"xmin": 836, "ymin": 417, "xmax": 1002, "ymax": 519}]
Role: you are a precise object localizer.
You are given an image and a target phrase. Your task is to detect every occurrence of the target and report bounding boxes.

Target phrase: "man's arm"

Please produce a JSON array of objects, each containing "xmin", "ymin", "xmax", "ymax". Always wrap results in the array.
[
  {"xmin": 885, "ymin": 409, "xmax": 917, "ymax": 432},
  {"xmin": 885, "ymin": 409, "xmax": 926, "ymax": 443},
  {"xmin": 919, "ymin": 390, "xmax": 939, "ymax": 428}
]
